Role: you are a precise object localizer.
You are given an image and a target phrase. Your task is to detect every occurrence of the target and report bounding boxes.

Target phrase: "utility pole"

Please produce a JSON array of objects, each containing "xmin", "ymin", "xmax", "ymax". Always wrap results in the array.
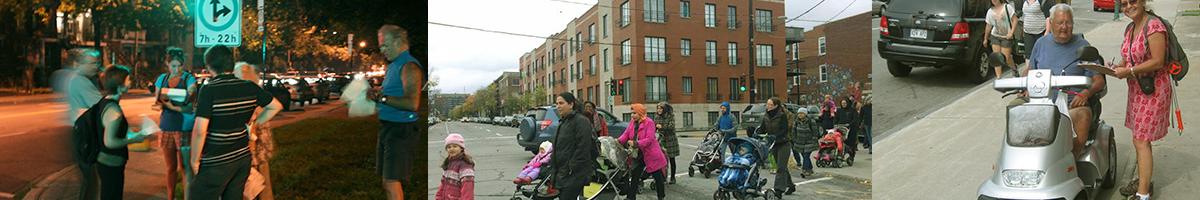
[{"xmin": 747, "ymin": 0, "xmax": 756, "ymax": 104}]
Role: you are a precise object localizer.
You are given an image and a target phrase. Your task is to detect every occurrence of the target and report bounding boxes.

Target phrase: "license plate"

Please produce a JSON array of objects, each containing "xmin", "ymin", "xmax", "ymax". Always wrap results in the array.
[{"xmin": 910, "ymin": 29, "xmax": 928, "ymax": 39}]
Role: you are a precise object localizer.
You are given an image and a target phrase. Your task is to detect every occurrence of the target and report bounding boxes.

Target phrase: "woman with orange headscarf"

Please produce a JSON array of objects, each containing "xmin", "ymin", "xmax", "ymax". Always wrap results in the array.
[{"xmin": 617, "ymin": 103, "xmax": 668, "ymax": 199}]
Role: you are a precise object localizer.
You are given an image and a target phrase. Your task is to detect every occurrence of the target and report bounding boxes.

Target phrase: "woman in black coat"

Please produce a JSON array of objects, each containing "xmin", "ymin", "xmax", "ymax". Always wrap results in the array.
[{"xmin": 549, "ymin": 92, "xmax": 597, "ymax": 199}]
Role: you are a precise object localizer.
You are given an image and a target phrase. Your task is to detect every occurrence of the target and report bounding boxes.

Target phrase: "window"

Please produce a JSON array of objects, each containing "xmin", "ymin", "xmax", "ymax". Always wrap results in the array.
[
  {"xmin": 728, "ymin": 42, "xmax": 738, "ymax": 65},
  {"xmin": 586, "ymin": 86, "xmax": 593, "ymax": 104},
  {"xmin": 729, "ymin": 78, "xmax": 741, "ymax": 100},
  {"xmin": 757, "ymin": 79, "xmax": 774, "ymax": 101},
  {"xmin": 621, "ymin": 78, "xmax": 630, "ymax": 102},
  {"xmin": 818, "ymin": 36, "xmax": 827, "ymax": 56},
  {"xmin": 602, "ymin": 15, "xmax": 609, "ymax": 37},
  {"xmin": 623, "ymin": 113, "xmax": 632, "ymax": 122},
  {"xmin": 728, "ymin": 6, "xmax": 737, "ymax": 29},
  {"xmin": 589, "ymin": 24, "xmax": 596, "ymax": 43},
  {"xmin": 680, "ymin": 39, "xmax": 691, "ymax": 56},
  {"xmin": 589, "ymin": 55, "xmax": 596, "ymax": 75},
  {"xmin": 569, "ymin": 64, "xmax": 574, "ymax": 82},
  {"xmin": 603, "ymin": 49, "xmax": 609, "ymax": 71},
  {"xmin": 680, "ymin": 1, "xmax": 691, "ymax": 18},
  {"xmin": 621, "ymin": 1, "xmax": 630, "ymax": 27},
  {"xmin": 646, "ymin": 76, "xmax": 667, "ymax": 102},
  {"xmin": 621, "ymin": 39, "xmax": 632, "ymax": 65},
  {"xmin": 576, "ymin": 61, "xmax": 583, "ymax": 80},
  {"xmin": 820, "ymin": 64, "xmax": 829, "ymax": 82},
  {"xmin": 644, "ymin": 0, "xmax": 665, "ymax": 23},
  {"xmin": 756, "ymin": 44, "xmax": 773, "ymax": 67},
  {"xmin": 644, "ymin": 37, "xmax": 666, "ymax": 62},
  {"xmin": 706, "ymin": 77, "xmax": 718, "ymax": 101},
  {"xmin": 704, "ymin": 4, "xmax": 716, "ymax": 27},
  {"xmin": 683, "ymin": 112, "xmax": 694, "ymax": 128},
  {"xmin": 705, "ymin": 40, "xmax": 717, "ymax": 64},
  {"xmin": 707, "ymin": 112, "xmax": 718, "ymax": 127},
  {"xmin": 682, "ymin": 77, "xmax": 693, "ymax": 94},
  {"xmin": 755, "ymin": 9, "xmax": 773, "ymax": 32},
  {"xmin": 575, "ymin": 32, "xmax": 582, "ymax": 51}
]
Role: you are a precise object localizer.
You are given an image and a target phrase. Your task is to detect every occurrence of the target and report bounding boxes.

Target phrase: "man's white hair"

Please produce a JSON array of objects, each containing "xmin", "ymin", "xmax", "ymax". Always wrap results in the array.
[{"xmin": 1049, "ymin": 3, "xmax": 1073, "ymax": 22}]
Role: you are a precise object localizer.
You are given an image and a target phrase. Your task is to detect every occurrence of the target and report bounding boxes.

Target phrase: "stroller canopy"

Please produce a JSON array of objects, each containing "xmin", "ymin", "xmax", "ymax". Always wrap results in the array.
[{"xmin": 726, "ymin": 137, "xmax": 769, "ymax": 165}]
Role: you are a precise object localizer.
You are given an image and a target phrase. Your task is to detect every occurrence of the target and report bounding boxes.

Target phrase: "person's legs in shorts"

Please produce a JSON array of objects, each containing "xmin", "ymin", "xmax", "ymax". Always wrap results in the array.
[
  {"xmin": 378, "ymin": 121, "xmax": 414, "ymax": 200},
  {"xmin": 159, "ymin": 132, "xmax": 180, "ymax": 200},
  {"xmin": 219, "ymin": 156, "xmax": 251, "ymax": 200}
]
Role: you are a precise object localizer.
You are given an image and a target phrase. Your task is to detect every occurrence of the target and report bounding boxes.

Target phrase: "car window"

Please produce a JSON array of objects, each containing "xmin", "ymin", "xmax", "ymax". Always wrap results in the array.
[
  {"xmin": 598, "ymin": 109, "xmax": 620, "ymax": 124},
  {"xmin": 888, "ymin": 0, "xmax": 961, "ymax": 15},
  {"xmin": 530, "ymin": 109, "xmax": 549, "ymax": 121}
]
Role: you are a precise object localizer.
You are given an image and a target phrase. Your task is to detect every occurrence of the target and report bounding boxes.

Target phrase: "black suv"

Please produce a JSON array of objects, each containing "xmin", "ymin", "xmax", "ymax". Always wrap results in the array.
[
  {"xmin": 877, "ymin": 0, "xmax": 993, "ymax": 83},
  {"xmin": 517, "ymin": 106, "xmax": 629, "ymax": 154}
]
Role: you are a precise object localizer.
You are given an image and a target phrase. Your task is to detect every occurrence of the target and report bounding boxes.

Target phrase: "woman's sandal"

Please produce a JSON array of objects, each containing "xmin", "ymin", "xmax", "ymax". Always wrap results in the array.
[{"xmin": 1120, "ymin": 178, "xmax": 1154, "ymax": 197}]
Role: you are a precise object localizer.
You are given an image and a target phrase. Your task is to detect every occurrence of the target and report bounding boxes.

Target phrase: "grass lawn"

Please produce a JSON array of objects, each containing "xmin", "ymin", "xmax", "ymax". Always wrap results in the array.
[{"xmin": 270, "ymin": 116, "xmax": 427, "ymax": 199}]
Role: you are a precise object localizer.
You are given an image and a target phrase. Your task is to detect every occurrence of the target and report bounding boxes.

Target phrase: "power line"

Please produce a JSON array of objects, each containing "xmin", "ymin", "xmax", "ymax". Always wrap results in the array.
[
  {"xmin": 430, "ymin": 21, "xmax": 772, "ymax": 51},
  {"xmin": 779, "ymin": 0, "xmax": 827, "ymax": 25}
]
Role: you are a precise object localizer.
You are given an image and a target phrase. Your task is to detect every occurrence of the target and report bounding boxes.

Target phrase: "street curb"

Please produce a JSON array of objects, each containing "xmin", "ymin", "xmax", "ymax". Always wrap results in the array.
[{"xmin": 17, "ymin": 165, "xmax": 74, "ymax": 200}]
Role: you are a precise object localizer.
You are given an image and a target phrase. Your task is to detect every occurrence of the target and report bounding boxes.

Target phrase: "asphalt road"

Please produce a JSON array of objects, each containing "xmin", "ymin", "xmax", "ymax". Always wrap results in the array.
[
  {"xmin": 871, "ymin": 0, "xmax": 1124, "ymax": 140},
  {"xmin": 427, "ymin": 122, "xmax": 871, "ymax": 200},
  {"xmin": 0, "ymin": 93, "xmax": 329, "ymax": 198}
]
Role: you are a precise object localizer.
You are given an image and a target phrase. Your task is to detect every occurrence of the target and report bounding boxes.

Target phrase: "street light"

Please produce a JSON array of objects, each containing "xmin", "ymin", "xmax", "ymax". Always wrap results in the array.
[{"xmin": 359, "ymin": 41, "xmax": 367, "ymax": 48}]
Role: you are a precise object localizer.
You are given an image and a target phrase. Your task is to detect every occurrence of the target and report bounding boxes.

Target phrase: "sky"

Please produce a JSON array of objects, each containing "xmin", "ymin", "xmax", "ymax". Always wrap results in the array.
[{"xmin": 429, "ymin": 0, "xmax": 870, "ymax": 94}]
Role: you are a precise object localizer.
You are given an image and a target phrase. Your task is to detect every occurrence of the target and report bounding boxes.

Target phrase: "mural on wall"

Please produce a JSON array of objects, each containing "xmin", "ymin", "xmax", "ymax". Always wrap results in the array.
[{"xmin": 795, "ymin": 64, "xmax": 859, "ymax": 105}]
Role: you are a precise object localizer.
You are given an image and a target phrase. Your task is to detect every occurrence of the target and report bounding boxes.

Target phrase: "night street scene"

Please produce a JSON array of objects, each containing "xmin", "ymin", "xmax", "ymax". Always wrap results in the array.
[{"xmin": 0, "ymin": 0, "xmax": 427, "ymax": 199}]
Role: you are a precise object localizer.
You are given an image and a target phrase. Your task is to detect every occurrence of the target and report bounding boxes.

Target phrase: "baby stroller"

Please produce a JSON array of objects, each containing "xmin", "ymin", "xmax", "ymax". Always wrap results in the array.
[
  {"xmin": 510, "ymin": 174, "xmax": 558, "ymax": 200},
  {"xmin": 714, "ymin": 137, "xmax": 778, "ymax": 200},
  {"xmin": 585, "ymin": 136, "xmax": 630, "ymax": 199},
  {"xmin": 814, "ymin": 125, "xmax": 850, "ymax": 168},
  {"xmin": 688, "ymin": 129, "xmax": 725, "ymax": 178}
]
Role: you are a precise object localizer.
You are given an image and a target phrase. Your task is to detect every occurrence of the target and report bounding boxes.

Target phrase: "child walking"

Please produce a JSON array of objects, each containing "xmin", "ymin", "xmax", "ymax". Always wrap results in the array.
[{"xmin": 436, "ymin": 134, "xmax": 475, "ymax": 200}]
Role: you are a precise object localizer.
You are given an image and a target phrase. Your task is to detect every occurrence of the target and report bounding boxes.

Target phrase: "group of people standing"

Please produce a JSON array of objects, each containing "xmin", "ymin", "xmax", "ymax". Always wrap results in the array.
[
  {"xmin": 988, "ymin": 1, "xmax": 1177, "ymax": 199},
  {"xmin": 56, "ymin": 24, "xmax": 422, "ymax": 200}
]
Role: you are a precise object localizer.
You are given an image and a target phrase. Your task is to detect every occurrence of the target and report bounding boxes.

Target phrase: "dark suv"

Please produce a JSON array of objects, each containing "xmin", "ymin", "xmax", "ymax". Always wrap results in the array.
[
  {"xmin": 877, "ymin": 0, "xmax": 993, "ymax": 83},
  {"xmin": 517, "ymin": 106, "xmax": 629, "ymax": 154},
  {"xmin": 740, "ymin": 103, "xmax": 804, "ymax": 136}
]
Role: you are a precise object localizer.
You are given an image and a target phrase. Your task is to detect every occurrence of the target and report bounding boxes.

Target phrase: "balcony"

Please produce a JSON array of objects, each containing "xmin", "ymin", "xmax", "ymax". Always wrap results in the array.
[
  {"xmin": 706, "ymin": 93, "xmax": 722, "ymax": 102},
  {"xmin": 645, "ymin": 92, "xmax": 669, "ymax": 103}
]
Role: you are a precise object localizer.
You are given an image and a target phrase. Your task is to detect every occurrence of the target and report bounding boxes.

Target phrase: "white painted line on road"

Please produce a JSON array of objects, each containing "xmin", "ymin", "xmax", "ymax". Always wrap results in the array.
[
  {"xmin": 0, "ymin": 192, "xmax": 14, "ymax": 198},
  {"xmin": 795, "ymin": 177, "xmax": 833, "ymax": 186},
  {"xmin": 682, "ymin": 144, "xmax": 698, "ymax": 149},
  {"xmin": 0, "ymin": 108, "xmax": 66, "ymax": 120},
  {"xmin": 427, "ymin": 136, "xmax": 516, "ymax": 144}
]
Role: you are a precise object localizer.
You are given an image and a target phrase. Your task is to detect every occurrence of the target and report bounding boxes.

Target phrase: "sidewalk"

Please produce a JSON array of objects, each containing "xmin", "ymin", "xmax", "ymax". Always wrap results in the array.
[
  {"xmin": 17, "ymin": 102, "xmax": 347, "ymax": 200},
  {"xmin": 874, "ymin": 0, "xmax": 1200, "ymax": 199},
  {"xmin": 680, "ymin": 129, "xmax": 873, "ymax": 185}
]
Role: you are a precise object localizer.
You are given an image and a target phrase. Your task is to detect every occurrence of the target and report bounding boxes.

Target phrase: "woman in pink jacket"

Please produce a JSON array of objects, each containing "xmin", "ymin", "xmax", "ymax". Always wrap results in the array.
[{"xmin": 618, "ymin": 103, "xmax": 668, "ymax": 199}]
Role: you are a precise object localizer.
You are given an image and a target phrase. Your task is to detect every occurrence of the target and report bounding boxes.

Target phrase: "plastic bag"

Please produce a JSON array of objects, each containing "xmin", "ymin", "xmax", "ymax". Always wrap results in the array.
[
  {"xmin": 341, "ymin": 76, "xmax": 377, "ymax": 117},
  {"xmin": 139, "ymin": 114, "xmax": 160, "ymax": 136}
]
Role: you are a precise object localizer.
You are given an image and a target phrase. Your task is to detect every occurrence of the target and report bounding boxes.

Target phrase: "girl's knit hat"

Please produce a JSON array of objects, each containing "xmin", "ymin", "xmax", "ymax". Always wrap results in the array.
[{"xmin": 445, "ymin": 133, "xmax": 465, "ymax": 148}]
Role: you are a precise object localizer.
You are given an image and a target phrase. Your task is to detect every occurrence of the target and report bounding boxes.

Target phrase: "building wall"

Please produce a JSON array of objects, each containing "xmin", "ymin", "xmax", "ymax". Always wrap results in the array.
[
  {"xmin": 794, "ymin": 13, "xmax": 872, "ymax": 105},
  {"xmin": 521, "ymin": 0, "xmax": 786, "ymax": 131}
]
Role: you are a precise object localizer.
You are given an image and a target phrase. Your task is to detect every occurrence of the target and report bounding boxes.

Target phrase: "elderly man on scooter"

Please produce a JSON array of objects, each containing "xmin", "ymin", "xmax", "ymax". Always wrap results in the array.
[{"xmin": 1024, "ymin": 3, "xmax": 1107, "ymax": 157}]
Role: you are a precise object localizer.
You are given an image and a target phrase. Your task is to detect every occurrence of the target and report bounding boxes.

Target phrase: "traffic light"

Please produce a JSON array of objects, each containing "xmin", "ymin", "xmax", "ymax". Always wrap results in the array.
[
  {"xmin": 609, "ymin": 80, "xmax": 616, "ymax": 96},
  {"xmin": 619, "ymin": 79, "xmax": 625, "ymax": 95},
  {"xmin": 738, "ymin": 76, "xmax": 747, "ymax": 92}
]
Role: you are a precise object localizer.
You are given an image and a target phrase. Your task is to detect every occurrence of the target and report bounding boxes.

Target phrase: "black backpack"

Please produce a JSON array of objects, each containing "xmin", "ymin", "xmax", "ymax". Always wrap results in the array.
[
  {"xmin": 73, "ymin": 101, "xmax": 109, "ymax": 164},
  {"xmin": 1125, "ymin": 12, "xmax": 1189, "ymax": 82}
]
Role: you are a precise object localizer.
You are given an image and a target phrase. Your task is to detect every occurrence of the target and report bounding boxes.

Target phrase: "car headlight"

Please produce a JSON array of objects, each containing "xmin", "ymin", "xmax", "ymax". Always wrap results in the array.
[{"xmin": 1001, "ymin": 169, "xmax": 1044, "ymax": 188}]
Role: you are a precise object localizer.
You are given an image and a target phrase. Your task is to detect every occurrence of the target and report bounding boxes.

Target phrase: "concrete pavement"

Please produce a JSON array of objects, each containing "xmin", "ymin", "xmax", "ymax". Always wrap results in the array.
[
  {"xmin": 15, "ymin": 101, "xmax": 347, "ymax": 200},
  {"xmin": 874, "ymin": 0, "xmax": 1200, "ymax": 199}
]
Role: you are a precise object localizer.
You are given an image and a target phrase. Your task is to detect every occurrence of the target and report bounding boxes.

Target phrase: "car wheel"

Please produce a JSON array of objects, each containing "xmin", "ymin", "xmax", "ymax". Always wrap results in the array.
[
  {"xmin": 966, "ymin": 50, "xmax": 993, "ymax": 84},
  {"xmin": 887, "ymin": 60, "xmax": 911, "ymax": 77}
]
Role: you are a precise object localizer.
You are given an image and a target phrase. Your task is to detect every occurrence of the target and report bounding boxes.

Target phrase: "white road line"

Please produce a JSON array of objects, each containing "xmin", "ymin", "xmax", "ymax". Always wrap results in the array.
[
  {"xmin": 0, "ymin": 131, "xmax": 29, "ymax": 139},
  {"xmin": 794, "ymin": 177, "xmax": 833, "ymax": 186},
  {"xmin": 427, "ymin": 136, "xmax": 516, "ymax": 144},
  {"xmin": 0, "ymin": 192, "xmax": 14, "ymax": 198}
]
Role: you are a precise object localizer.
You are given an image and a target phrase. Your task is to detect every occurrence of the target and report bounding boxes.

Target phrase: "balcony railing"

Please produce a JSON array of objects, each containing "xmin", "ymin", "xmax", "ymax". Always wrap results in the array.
[{"xmin": 645, "ymin": 92, "xmax": 669, "ymax": 103}]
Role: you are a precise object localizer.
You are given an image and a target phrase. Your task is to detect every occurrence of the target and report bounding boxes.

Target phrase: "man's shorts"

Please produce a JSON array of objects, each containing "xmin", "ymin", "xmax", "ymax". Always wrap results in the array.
[{"xmin": 378, "ymin": 120, "xmax": 422, "ymax": 181}]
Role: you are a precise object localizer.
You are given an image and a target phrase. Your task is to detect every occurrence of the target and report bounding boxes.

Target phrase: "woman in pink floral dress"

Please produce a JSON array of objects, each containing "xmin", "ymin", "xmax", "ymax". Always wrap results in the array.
[{"xmin": 1111, "ymin": 0, "xmax": 1173, "ymax": 199}]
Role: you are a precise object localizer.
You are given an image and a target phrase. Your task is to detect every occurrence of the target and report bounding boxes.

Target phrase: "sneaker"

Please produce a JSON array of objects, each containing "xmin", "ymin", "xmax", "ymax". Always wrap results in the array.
[
  {"xmin": 802, "ymin": 170, "xmax": 815, "ymax": 178},
  {"xmin": 1127, "ymin": 193, "xmax": 1151, "ymax": 200},
  {"xmin": 785, "ymin": 186, "xmax": 796, "ymax": 195},
  {"xmin": 1120, "ymin": 178, "xmax": 1154, "ymax": 197}
]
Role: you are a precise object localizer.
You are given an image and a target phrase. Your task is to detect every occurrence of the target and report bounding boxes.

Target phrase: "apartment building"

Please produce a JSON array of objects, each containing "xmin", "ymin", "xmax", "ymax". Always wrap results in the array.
[{"xmin": 520, "ymin": 0, "xmax": 787, "ymax": 131}]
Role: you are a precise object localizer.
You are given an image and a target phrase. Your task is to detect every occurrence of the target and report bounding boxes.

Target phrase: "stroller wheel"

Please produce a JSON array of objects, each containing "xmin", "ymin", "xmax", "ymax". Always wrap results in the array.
[
  {"xmin": 689, "ymin": 167, "xmax": 695, "ymax": 177},
  {"xmin": 714, "ymin": 190, "xmax": 731, "ymax": 200},
  {"xmin": 703, "ymin": 168, "xmax": 711, "ymax": 179}
]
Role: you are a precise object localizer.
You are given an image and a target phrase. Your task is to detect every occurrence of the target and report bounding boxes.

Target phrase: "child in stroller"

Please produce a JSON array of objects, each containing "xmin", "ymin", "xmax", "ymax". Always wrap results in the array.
[
  {"xmin": 688, "ymin": 128, "xmax": 725, "ymax": 178},
  {"xmin": 714, "ymin": 137, "xmax": 775, "ymax": 200},
  {"xmin": 514, "ymin": 141, "xmax": 553, "ymax": 184},
  {"xmin": 815, "ymin": 125, "xmax": 849, "ymax": 168}
]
